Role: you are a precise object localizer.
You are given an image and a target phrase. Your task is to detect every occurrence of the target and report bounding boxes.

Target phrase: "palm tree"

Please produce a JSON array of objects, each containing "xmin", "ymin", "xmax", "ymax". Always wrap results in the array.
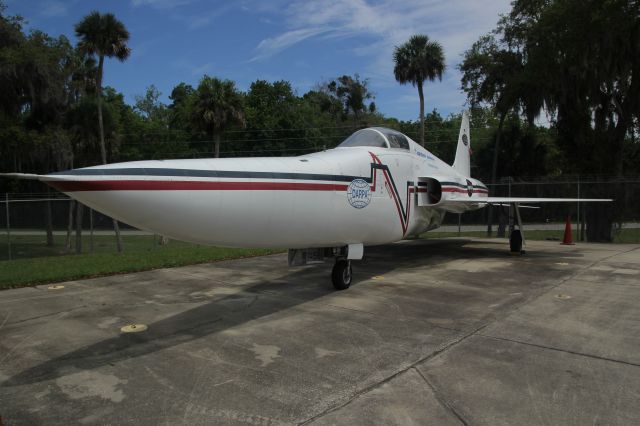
[
  {"xmin": 393, "ymin": 35, "xmax": 445, "ymax": 146},
  {"xmin": 75, "ymin": 11, "xmax": 130, "ymax": 252},
  {"xmin": 75, "ymin": 11, "xmax": 130, "ymax": 164},
  {"xmin": 193, "ymin": 76, "xmax": 245, "ymax": 158}
]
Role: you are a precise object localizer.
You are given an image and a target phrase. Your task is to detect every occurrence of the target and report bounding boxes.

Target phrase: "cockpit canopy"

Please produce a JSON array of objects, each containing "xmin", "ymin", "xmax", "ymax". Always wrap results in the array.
[{"xmin": 338, "ymin": 127, "xmax": 411, "ymax": 150}]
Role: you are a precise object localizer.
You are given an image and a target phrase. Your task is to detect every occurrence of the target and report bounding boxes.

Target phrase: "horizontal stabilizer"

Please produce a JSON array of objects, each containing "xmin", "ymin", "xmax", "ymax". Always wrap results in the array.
[{"xmin": 490, "ymin": 203, "xmax": 540, "ymax": 208}]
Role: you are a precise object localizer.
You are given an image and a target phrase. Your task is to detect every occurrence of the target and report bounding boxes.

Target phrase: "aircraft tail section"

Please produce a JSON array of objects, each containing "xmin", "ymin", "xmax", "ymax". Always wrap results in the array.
[{"xmin": 452, "ymin": 111, "xmax": 471, "ymax": 177}]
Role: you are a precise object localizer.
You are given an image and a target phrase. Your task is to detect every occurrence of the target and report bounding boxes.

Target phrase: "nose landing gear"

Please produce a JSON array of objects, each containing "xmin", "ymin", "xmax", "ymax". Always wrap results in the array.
[{"xmin": 331, "ymin": 259, "xmax": 352, "ymax": 290}]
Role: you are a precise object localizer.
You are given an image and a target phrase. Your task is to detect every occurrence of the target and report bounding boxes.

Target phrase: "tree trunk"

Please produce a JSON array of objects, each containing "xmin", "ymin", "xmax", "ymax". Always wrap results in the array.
[
  {"xmin": 90, "ymin": 209, "xmax": 94, "ymax": 253},
  {"xmin": 486, "ymin": 112, "xmax": 506, "ymax": 237},
  {"xmin": 75, "ymin": 203, "xmax": 83, "ymax": 254},
  {"xmin": 417, "ymin": 81, "xmax": 425, "ymax": 147},
  {"xmin": 65, "ymin": 200, "xmax": 75, "ymax": 253},
  {"xmin": 586, "ymin": 203, "xmax": 613, "ymax": 242},
  {"xmin": 113, "ymin": 219, "xmax": 123, "ymax": 252},
  {"xmin": 97, "ymin": 55, "xmax": 107, "ymax": 165},
  {"xmin": 45, "ymin": 189, "xmax": 54, "ymax": 247},
  {"xmin": 97, "ymin": 55, "xmax": 123, "ymax": 253},
  {"xmin": 497, "ymin": 205, "xmax": 507, "ymax": 238},
  {"xmin": 214, "ymin": 133, "xmax": 220, "ymax": 158}
]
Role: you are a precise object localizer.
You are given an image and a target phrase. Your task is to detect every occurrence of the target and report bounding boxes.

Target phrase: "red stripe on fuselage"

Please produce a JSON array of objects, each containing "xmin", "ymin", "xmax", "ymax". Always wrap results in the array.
[{"xmin": 47, "ymin": 180, "xmax": 349, "ymax": 192}]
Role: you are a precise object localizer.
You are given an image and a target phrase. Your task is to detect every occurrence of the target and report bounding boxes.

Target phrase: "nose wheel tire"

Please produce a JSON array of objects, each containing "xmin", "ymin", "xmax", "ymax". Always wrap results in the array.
[{"xmin": 332, "ymin": 260, "xmax": 352, "ymax": 290}]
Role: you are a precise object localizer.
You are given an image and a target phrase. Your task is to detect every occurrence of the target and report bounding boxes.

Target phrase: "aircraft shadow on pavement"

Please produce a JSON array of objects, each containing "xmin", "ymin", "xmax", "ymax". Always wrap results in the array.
[{"xmin": 0, "ymin": 238, "xmax": 566, "ymax": 387}]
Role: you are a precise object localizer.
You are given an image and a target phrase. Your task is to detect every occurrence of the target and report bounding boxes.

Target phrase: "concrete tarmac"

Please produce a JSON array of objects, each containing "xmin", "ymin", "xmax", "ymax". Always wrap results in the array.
[{"xmin": 0, "ymin": 238, "xmax": 638, "ymax": 425}]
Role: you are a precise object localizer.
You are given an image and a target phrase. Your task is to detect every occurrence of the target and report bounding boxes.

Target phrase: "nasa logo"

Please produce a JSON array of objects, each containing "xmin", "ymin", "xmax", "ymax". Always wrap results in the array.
[
  {"xmin": 466, "ymin": 179, "xmax": 474, "ymax": 197},
  {"xmin": 462, "ymin": 134, "xmax": 469, "ymax": 146},
  {"xmin": 347, "ymin": 179, "xmax": 372, "ymax": 209}
]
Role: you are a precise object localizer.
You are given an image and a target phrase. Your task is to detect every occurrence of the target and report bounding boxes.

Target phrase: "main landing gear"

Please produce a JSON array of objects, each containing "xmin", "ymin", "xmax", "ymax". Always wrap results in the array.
[{"xmin": 331, "ymin": 259, "xmax": 352, "ymax": 290}]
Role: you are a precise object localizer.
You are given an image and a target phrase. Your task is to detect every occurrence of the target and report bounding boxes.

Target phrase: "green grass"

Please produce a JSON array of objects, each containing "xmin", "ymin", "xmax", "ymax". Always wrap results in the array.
[
  {"xmin": 0, "ymin": 228, "xmax": 637, "ymax": 290},
  {"xmin": 1, "ymin": 234, "xmax": 182, "ymax": 260},
  {"xmin": 0, "ymin": 234, "xmax": 281, "ymax": 289}
]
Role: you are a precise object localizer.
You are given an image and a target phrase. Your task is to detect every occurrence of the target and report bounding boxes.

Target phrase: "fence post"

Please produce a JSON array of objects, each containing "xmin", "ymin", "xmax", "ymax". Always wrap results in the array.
[
  {"xmin": 577, "ymin": 177, "xmax": 581, "ymax": 241},
  {"xmin": 508, "ymin": 178, "xmax": 513, "ymax": 234},
  {"xmin": 5, "ymin": 193, "xmax": 11, "ymax": 261}
]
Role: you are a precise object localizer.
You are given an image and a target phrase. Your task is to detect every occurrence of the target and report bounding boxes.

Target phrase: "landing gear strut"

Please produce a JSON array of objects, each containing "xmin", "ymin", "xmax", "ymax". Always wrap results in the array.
[
  {"xmin": 331, "ymin": 259, "xmax": 352, "ymax": 290},
  {"xmin": 509, "ymin": 202, "xmax": 526, "ymax": 255}
]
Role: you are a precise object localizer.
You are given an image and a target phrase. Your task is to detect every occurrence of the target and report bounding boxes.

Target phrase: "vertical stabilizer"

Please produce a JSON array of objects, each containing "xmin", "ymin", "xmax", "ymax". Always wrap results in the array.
[{"xmin": 452, "ymin": 111, "xmax": 471, "ymax": 177}]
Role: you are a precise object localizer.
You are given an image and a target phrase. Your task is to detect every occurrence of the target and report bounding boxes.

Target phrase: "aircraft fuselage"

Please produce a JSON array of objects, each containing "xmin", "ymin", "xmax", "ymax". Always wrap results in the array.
[{"xmin": 43, "ymin": 139, "xmax": 487, "ymax": 249}]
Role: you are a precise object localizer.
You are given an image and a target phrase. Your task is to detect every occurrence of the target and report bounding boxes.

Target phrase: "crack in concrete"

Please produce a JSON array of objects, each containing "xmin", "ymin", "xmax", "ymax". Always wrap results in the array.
[
  {"xmin": 414, "ymin": 367, "xmax": 468, "ymax": 426},
  {"xmin": 477, "ymin": 334, "xmax": 640, "ymax": 368}
]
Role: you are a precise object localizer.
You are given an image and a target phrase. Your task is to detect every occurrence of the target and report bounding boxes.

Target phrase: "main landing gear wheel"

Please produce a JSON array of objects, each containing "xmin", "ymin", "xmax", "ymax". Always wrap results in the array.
[
  {"xmin": 510, "ymin": 229, "xmax": 523, "ymax": 254},
  {"xmin": 332, "ymin": 259, "xmax": 352, "ymax": 290}
]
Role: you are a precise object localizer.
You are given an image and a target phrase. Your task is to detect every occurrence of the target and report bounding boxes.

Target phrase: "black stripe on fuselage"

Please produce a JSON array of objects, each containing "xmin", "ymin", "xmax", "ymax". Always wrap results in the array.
[
  {"xmin": 51, "ymin": 168, "xmax": 488, "ymax": 190},
  {"xmin": 50, "ymin": 168, "xmax": 363, "ymax": 183}
]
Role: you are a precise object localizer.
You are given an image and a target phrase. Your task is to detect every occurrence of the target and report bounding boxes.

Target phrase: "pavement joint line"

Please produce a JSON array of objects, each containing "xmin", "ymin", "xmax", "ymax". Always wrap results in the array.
[
  {"xmin": 413, "ymin": 366, "xmax": 469, "ymax": 426},
  {"xmin": 0, "ymin": 332, "xmax": 34, "ymax": 366},
  {"xmin": 324, "ymin": 303, "xmax": 380, "ymax": 317},
  {"xmin": 4, "ymin": 305, "xmax": 88, "ymax": 327},
  {"xmin": 477, "ymin": 334, "xmax": 640, "ymax": 368},
  {"xmin": 320, "ymin": 303, "xmax": 476, "ymax": 335},
  {"xmin": 299, "ymin": 323, "xmax": 490, "ymax": 425},
  {"xmin": 0, "ymin": 311, "xmax": 9, "ymax": 330},
  {"xmin": 300, "ymin": 245, "xmax": 640, "ymax": 425}
]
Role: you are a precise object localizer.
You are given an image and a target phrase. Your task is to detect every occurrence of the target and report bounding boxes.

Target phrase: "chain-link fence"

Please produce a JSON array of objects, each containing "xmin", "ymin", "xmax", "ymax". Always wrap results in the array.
[
  {"xmin": 1, "ymin": 177, "xmax": 638, "ymax": 260},
  {"xmin": 0, "ymin": 193, "xmax": 156, "ymax": 261}
]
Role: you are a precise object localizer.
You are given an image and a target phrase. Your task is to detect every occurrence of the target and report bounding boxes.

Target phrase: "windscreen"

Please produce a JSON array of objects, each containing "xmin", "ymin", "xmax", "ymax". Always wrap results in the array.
[
  {"xmin": 375, "ymin": 128, "xmax": 410, "ymax": 150},
  {"xmin": 338, "ymin": 129, "xmax": 388, "ymax": 148}
]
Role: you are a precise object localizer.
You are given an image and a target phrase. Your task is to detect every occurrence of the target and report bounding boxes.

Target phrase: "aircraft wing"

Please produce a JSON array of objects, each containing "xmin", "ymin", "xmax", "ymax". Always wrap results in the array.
[{"xmin": 450, "ymin": 197, "xmax": 612, "ymax": 204}]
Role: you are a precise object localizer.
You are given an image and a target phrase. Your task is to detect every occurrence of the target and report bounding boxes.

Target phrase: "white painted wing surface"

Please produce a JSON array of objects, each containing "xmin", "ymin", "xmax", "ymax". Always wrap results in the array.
[{"xmin": 450, "ymin": 197, "xmax": 612, "ymax": 203}]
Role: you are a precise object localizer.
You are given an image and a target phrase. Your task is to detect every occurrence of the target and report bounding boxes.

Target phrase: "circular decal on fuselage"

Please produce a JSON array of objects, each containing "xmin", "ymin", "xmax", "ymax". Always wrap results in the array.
[
  {"xmin": 462, "ymin": 134, "xmax": 469, "ymax": 146},
  {"xmin": 347, "ymin": 179, "xmax": 372, "ymax": 209},
  {"xmin": 466, "ymin": 179, "xmax": 474, "ymax": 197}
]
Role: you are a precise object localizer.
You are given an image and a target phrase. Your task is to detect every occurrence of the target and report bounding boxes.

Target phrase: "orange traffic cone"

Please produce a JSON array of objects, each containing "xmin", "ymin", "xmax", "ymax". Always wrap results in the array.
[{"xmin": 561, "ymin": 215, "xmax": 575, "ymax": 245}]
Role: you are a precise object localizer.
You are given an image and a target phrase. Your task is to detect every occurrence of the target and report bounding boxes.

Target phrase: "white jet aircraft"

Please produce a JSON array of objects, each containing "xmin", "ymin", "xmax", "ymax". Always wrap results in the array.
[{"xmin": 2, "ymin": 112, "xmax": 610, "ymax": 289}]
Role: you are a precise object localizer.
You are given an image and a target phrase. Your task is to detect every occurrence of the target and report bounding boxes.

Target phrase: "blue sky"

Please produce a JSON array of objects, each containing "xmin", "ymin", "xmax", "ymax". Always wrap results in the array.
[{"xmin": 6, "ymin": 0, "xmax": 511, "ymax": 121}]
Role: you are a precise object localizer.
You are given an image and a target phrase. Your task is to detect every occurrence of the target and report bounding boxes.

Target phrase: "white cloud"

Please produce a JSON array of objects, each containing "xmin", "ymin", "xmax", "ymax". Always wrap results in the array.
[
  {"xmin": 263, "ymin": 0, "xmax": 509, "ymax": 63},
  {"xmin": 251, "ymin": 27, "xmax": 332, "ymax": 61},
  {"xmin": 246, "ymin": 0, "xmax": 511, "ymax": 117}
]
